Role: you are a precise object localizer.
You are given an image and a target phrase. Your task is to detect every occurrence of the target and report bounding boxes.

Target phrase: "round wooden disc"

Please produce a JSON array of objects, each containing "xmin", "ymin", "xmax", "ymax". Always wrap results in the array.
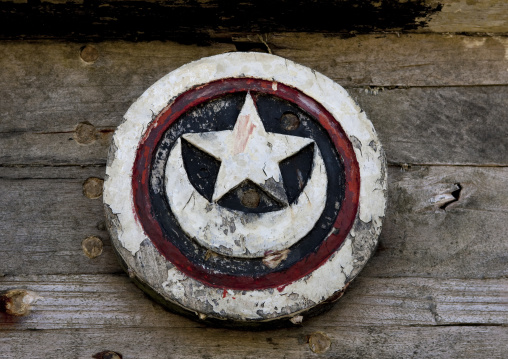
[{"xmin": 104, "ymin": 52, "xmax": 386, "ymax": 326}]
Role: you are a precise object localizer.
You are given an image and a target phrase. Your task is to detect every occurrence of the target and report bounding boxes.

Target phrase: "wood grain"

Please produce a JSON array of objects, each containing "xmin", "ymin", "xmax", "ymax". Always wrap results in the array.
[
  {"xmin": 1, "ymin": 165, "xmax": 506, "ymax": 279},
  {"xmin": 0, "ymin": 166, "xmax": 120, "ymax": 276},
  {"xmin": 269, "ymin": 33, "xmax": 508, "ymax": 87},
  {"xmin": 426, "ymin": 0, "xmax": 508, "ymax": 33},
  {"xmin": 0, "ymin": 317, "xmax": 506, "ymax": 358},
  {"xmin": 1, "ymin": 0, "xmax": 508, "ymax": 41},
  {"xmin": 3, "ymin": 84, "xmax": 508, "ymax": 165},
  {"xmin": 2, "ymin": 38, "xmax": 507, "ymax": 166},
  {"xmin": 1, "ymin": 32, "xmax": 507, "ymax": 357},
  {"xmin": 0, "ymin": 275, "xmax": 506, "ymax": 330}
]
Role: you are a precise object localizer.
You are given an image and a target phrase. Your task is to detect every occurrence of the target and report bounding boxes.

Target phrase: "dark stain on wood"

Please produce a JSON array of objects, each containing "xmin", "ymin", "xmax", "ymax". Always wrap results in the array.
[{"xmin": 0, "ymin": 0, "xmax": 442, "ymax": 43}]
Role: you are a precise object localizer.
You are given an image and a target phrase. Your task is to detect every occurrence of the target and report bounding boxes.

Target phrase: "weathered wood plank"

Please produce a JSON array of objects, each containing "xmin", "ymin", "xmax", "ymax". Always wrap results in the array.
[
  {"xmin": 0, "ymin": 275, "xmax": 506, "ymax": 330},
  {"xmin": 1, "ymin": 0, "xmax": 508, "ymax": 41},
  {"xmin": 426, "ymin": 0, "xmax": 508, "ymax": 33},
  {"xmin": 0, "ymin": 167, "xmax": 120, "ymax": 276},
  {"xmin": 269, "ymin": 33, "xmax": 508, "ymax": 87},
  {"xmin": 366, "ymin": 165, "xmax": 508, "ymax": 279},
  {"xmin": 0, "ymin": 324, "xmax": 506, "ymax": 358},
  {"xmin": 2, "ymin": 86, "xmax": 508, "ymax": 166},
  {"xmin": 353, "ymin": 86, "xmax": 508, "ymax": 166},
  {"xmin": 1, "ymin": 165, "xmax": 506, "ymax": 279},
  {"xmin": 0, "ymin": 41, "xmax": 236, "ymax": 132},
  {"xmin": 2, "ymin": 35, "xmax": 508, "ymax": 124},
  {"xmin": 2, "ymin": 38, "xmax": 507, "ymax": 165}
]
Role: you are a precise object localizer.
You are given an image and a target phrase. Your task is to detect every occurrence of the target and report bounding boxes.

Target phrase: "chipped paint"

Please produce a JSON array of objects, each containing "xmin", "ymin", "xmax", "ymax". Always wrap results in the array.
[
  {"xmin": 104, "ymin": 52, "xmax": 386, "ymax": 323},
  {"xmin": 165, "ymin": 137, "xmax": 327, "ymax": 258}
]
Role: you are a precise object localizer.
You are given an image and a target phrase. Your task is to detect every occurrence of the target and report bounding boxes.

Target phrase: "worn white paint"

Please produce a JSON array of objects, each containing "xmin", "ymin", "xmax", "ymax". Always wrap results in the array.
[
  {"xmin": 162, "ymin": 238, "xmax": 354, "ymax": 320},
  {"xmin": 183, "ymin": 93, "xmax": 313, "ymax": 204},
  {"xmin": 167, "ymin": 92, "xmax": 324, "ymax": 258},
  {"xmin": 165, "ymin": 138, "xmax": 327, "ymax": 258},
  {"xmin": 105, "ymin": 52, "xmax": 387, "ymax": 321}
]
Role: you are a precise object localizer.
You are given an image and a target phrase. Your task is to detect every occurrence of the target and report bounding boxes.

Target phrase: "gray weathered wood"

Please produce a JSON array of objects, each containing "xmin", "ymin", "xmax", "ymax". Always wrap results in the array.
[
  {"xmin": 1, "ymin": 165, "xmax": 506, "ymax": 279},
  {"xmin": 2, "ymin": 38, "xmax": 507, "ymax": 166},
  {"xmin": 2, "ymin": 86, "xmax": 508, "ymax": 166},
  {"xmin": 0, "ymin": 325, "xmax": 506, "ymax": 358},
  {"xmin": 0, "ymin": 166, "xmax": 120, "ymax": 276},
  {"xmin": 425, "ymin": 0, "xmax": 508, "ymax": 33},
  {"xmin": 366, "ymin": 165, "xmax": 508, "ymax": 279},
  {"xmin": 2, "ymin": 35, "xmax": 508, "ymax": 121},
  {"xmin": 0, "ymin": 275, "xmax": 506, "ymax": 330},
  {"xmin": 269, "ymin": 33, "xmax": 508, "ymax": 87},
  {"xmin": 353, "ymin": 86, "xmax": 508, "ymax": 166},
  {"xmin": 1, "ymin": 32, "xmax": 507, "ymax": 358}
]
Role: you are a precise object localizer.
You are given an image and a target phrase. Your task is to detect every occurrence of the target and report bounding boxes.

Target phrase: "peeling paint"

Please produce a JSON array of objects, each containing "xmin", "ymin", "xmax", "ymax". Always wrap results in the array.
[{"xmin": 104, "ymin": 53, "xmax": 386, "ymax": 323}]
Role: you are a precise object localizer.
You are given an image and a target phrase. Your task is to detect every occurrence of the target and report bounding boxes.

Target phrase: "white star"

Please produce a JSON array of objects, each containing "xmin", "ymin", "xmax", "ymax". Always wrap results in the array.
[{"xmin": 182, "ymin": 93, "xmax": 313, "ymax": 205}]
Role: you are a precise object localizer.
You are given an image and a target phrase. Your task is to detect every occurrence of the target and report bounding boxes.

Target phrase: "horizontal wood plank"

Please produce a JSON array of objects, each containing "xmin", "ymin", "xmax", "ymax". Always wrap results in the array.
[
  {"xmin": 354, "ymin": 86, "xmax": 508, "ymax": 166},
  {"xmin": 0, "ymin": 0, "xmax": 507, "ymax": 41},
  {"xmin": 2, "ymin": 88, "xmax": 508, "ymax": 166},
  {"xmin": 0, "ymin": 275, "xmax": 506, "ymax": 330},
  {"xmin": 269, "ymin": 33, "xmax": 508, "ymax": 87},
  {"xmin": 0, "ymin": 167, "xmax": 120, "ymax": 276},
  {"xmin": 366, "ymin": 165, "xmax": 508, "ymax": 279},
  {"xmin": 0, "ymin": 320, "xmax": 506, "ymax": 358},
  {"xmin": 2, "ymin": 38, "xmax": 507, "ymax": 166},
  {"xmin": 426, "ymin": 0, "xmax": 508, "ymax": 33},
  {"xmin": 1, "ymin": 165, "xmax": 506, "ymax": 279},
  {"xmin": 2, "ymin": 35, "xmax": 508, "ymax": 117}
]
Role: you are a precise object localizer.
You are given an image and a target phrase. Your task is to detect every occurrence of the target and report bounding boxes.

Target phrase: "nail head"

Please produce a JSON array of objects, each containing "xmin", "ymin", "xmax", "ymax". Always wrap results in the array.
[
  {"xmin": 308, "ymin": 332, "xmax": 331, "ymax": 354},
  {"xmin": 80, "ymin": 45, "xmax": 99, "ymax": 63},
  {"xmin": 75, "ymin": 122, "xmax": 96, "ymax": 144},
  {"xmin": 83, "ymin": 177, "xmax": 104, "ymax": 199},
  {"xmin": 82, "ymin": 236, "xmax": 104, "ymax": 259}
]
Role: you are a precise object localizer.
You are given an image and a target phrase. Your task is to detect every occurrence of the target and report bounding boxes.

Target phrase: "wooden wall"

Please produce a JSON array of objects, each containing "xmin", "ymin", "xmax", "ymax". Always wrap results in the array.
[{"xmin": 1, "ymin": 1, "xmax": 507, "ymax": 358}]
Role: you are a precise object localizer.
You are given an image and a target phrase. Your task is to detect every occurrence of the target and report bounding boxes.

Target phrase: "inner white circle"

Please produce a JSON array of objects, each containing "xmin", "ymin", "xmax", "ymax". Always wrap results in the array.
[{"xmin": 164, "ymin": 137, "xmax": 328, "ymax": 258}]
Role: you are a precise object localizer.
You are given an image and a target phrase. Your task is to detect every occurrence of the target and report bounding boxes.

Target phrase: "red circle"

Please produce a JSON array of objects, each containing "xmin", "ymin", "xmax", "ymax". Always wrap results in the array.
[{"xmin": 132, "ymin": 79, "xmax": 360, "ymax": 290}]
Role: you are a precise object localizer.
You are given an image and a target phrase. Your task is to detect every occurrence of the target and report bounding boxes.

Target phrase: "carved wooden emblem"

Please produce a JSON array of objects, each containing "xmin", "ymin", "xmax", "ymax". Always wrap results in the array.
[{"xmin": 104, "ymin": 53, "xmax": 386, "ymax": 326}]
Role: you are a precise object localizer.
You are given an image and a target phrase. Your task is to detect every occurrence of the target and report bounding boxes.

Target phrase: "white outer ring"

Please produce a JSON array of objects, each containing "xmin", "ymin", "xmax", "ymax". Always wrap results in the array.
[{"xmin": 104, "ymin": 52, "xmax": 386, "ymax": 321}]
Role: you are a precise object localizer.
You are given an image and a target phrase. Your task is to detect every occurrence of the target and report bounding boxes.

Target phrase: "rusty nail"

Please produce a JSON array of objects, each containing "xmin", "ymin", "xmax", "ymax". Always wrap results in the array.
[
  {"xmin": 74, "ymin": 122, "xmax": 97, "ymax": 144},
  {"xmin": 83, "ymin": 177, "xmax": 104, "ymax": 199},
  {"xmin": 308, "ymin": 332, "xmax": 331, "ymax": 354},
  {"xmin": 0, "ymin": 289, "xmax": 41, "ymax": 316},
  {"xmin": 241, "ymin": 188, "xmax": 260, "ymax": 208},
  {"xmin": 82, "ymin": 236, "xmax": 104, "ymax": 259},
  {"xmin": 80, "ymin": 45, "xmax": 99, "ymax": 63},
  {"xmin": 92, "ymin": 351, "xmax": 123, "ymax": 359},
  {"xmin": 280, "ymin": 112, "xmax": 300, "ymax": 131}
]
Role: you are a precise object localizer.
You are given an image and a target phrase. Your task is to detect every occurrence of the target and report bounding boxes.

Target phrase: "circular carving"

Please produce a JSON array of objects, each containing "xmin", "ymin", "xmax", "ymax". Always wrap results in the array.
[{"xmin": 104, "ymin": 53, "xmax": 386, "ymax": 325}]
